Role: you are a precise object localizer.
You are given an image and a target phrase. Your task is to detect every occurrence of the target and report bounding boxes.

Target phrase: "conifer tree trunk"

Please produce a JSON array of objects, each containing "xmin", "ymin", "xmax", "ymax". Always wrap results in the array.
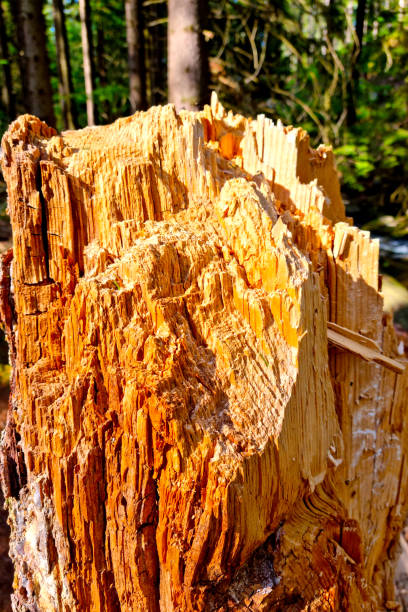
[
  {"xmin": 14, "ymin": 0, "xmax": 55, "ymax": 125},
  {"xmin": 79, "ymin": 0, "xmax": 96, "ymax": 125},
  {"xmin": 52, "ymin": 0, "xmax": 76, "ymax": 129},
  {"xmin": 96, "ymin": 23, "xmax": 109, "ymax": 122},
  {"xmin": 167, "ymin": 0, "xmax": 207, "ymax": 110},
  {"xmin": 0, "ymin": 0, "xmax": 15, "ymax": 119},
  {"xmin": 125, "ymin": 0, "xmax": 146, "ymax": 112},
  {"xmin": 8, "ymin": 0, "xmax": 25, "ymax": 108},
  {"xmin": 148, "ymin": 0, "xmax": 166, "ymax": 106}
]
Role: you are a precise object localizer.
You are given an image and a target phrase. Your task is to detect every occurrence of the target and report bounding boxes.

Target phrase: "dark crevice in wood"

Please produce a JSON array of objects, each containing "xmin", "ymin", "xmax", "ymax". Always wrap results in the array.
[{"xmin": 35, "ymin": 164, "xmax": 51, "ymax": 282}]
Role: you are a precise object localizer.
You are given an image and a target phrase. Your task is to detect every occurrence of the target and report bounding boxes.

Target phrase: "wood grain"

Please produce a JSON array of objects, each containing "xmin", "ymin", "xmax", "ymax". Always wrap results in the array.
[{"xmin": 0, "ymin": 99, "xmax": 406, "ymax": 611}]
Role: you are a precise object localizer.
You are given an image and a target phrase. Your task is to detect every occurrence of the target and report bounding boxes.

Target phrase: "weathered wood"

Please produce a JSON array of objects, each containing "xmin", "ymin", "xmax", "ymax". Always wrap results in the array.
[
  {"xmin": 327, "ymin": 322, "xmax": 404, "ymax": 374},
  {"xmin": 0, "ymin": 97, "xmax": 407, "ymax": 611}
]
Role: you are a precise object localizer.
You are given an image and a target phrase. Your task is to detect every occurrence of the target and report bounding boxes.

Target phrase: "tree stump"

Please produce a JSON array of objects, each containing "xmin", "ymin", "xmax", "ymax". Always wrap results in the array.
[{"xmin": 0, "ymin": 95, "xmax": 407, "ymax": 611}]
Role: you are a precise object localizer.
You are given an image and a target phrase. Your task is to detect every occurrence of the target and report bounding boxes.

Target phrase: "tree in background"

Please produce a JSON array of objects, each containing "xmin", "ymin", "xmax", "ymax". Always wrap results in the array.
[
  {"xmin": 52, "ymin": 0, "xmax": 76, "ymax": 129},
  {"xmin": 14, "ymin": 0, "xmax": 55, "ymax": 125},
  {"xmin": 125, "ymin": 0, "xmax": 146, "ymax": 112},
  {"xmin": 0, "ymin": 1, "xmax": 14, "ymax": 119},
  {"xmin": 90, "ymin": 0, "xmax": 131, "ymax": 124},
  {"xmin": 347, "ymin": 0, "xmax": 367, "ymax": 125},
  {"xmin": 79, "ymin": 0, "xmax": 96, "ymax": 125},
  {"xmin": 95, "ymin": 8, "xmax": 107, "ymax": 120},
  {"xmin": 143, "ymin": 0, "xmax": 167, "ymax": 106},
  {"xmin": 168, "ymin": 0, "xmax": 208, "ymax": 110}
]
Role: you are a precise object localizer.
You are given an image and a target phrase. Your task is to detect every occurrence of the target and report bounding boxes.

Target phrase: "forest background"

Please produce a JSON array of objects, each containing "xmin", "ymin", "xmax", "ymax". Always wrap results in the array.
[{"xmin": 0, "ymin": 0, "xmax": 407, "ymax": 288}]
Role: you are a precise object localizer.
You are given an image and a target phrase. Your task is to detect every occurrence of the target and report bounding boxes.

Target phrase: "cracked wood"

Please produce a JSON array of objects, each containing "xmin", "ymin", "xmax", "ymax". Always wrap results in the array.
[{"xmin": 0, "ymin": 96, "xmax": 407, "ymax": 611}]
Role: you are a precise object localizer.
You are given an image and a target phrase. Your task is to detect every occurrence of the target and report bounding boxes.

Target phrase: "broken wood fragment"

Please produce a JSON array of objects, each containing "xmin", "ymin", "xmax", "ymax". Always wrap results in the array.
[{"xmin": 328, "ymin": 321, "xmax": 405, "ymax": 374}]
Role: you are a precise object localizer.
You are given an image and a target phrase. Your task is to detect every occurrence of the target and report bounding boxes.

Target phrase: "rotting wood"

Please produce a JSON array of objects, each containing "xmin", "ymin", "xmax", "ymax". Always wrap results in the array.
[{"xmin": 0, "ymin": 95, "xmax": 407, "ymax": 611}]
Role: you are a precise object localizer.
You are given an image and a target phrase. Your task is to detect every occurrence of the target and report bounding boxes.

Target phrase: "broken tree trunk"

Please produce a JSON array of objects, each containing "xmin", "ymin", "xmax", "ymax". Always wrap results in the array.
[{"xmin": 0, "ymin": 95, "xmax": 407, "ymax": 612}]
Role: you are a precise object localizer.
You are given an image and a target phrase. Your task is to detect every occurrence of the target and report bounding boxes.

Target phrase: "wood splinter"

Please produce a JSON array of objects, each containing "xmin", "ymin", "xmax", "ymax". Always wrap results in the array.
[{"xmin": 328, "ymin": 321, "xmax": 405, "ymax": 374}]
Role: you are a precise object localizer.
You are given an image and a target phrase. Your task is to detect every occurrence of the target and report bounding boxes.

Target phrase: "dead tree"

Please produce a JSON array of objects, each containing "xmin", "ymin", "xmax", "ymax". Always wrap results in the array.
[{"xmin": 0, "ymin": 96, "xmax": 407, "ymax": 611}]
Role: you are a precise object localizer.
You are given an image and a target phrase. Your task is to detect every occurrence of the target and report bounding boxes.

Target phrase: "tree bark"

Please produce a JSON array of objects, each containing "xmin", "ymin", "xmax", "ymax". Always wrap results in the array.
[
  {"xmin": 8, "ymin": 0, "xmax": 25, "ymax": 111},
  {"xmin": 168, "ymin": 0, "xmax": 208, "ymax": 110},
  {"xmin": 0, "ymin": 0, "xmax": 15, "ymax": 119},
  {"xmin": 79, "ymin": 0, "xmax": 96, "ymax": 125},
  {"xmin": 14, "ymin": 0, "xmax": 55, "ymax": 126},
  {"xmin": 125, "ymin": 0, "xmax": 146, "ymax": 112},
  {"xmin": 0, "ymin": 98, "xmax": 407, "ymax": 611},
  {"xmin": 52, "ymin": 0, "xmax": 76, "ymax": 130},
  {"xmin": 95, "ymin": 22, "xmax": 109, "ymax": 122},
  {"xmin": 146, "ymin": 0, "xmax": 166, "ymax": 106}
]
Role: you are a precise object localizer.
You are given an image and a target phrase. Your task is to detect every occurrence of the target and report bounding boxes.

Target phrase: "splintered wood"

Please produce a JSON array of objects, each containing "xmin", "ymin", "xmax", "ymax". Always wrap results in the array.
[{"xmin": 0, "ymin": 95, "xmax": 407, "ymax": 611}]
